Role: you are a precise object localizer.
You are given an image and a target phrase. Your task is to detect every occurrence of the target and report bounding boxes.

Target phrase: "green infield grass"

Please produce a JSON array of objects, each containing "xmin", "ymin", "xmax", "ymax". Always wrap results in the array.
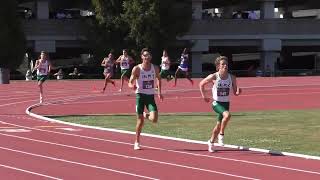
[{"xmin": 54, "ymin": 109, "xmax": 320, "ymax": 156}]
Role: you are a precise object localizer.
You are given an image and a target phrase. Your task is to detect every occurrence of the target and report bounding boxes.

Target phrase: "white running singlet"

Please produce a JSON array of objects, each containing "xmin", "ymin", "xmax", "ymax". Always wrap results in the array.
[
  {"xmin": 135, "ymin": 64, "xmax": 156, "ymax": 95},
  {"xmin": 212, "ymin": 73, "xmax": 232, "ymax": 102},
  {"xmin": 161, "ymin": 56, "xmax": 170, "ymax": 70},
  {"xmin": 120, "ymin": 56, "xmax": 130, "ymax": 70},
  {"xmin": 37, "ymin": 60, "xmax": 49, "ymax": 76}
]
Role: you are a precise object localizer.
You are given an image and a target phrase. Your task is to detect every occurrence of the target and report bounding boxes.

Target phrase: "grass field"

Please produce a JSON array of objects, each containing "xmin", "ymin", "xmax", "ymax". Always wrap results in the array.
[{"xmin": 55, "ymin": 109, "xmax": 320, "ymax": 156}]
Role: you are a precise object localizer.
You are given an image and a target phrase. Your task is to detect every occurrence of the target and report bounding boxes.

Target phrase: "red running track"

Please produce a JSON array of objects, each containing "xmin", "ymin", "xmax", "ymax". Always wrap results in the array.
[{"xmin": 0, "ymin": 77, "xmax": 319, "ymax": 179}]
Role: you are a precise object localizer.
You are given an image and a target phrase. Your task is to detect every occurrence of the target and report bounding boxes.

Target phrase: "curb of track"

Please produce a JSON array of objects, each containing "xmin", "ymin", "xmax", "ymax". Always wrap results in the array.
[{"xmin": 26, "ymin": 103, "xmax": 320, "ymax": 161}]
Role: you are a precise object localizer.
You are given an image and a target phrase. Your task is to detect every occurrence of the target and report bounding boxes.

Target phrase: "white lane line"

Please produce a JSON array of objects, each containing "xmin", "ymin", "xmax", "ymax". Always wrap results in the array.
[
  {"xmin": 0, "ymin": 164, "xmax": 63, "ymax": 180},
  {"xmin": 240, "ymin": 91, "xmax": 320, "ymax": 97},
  {"xmin": 3, "ymin": 120, "xmax": 320, "ymax": 176},
  {"xmin": 3, "ymin": 83, "xmax": 319, "ymax": 107},
  {"xmin": 0, "ymin": 133, "xmax": 259, "ymax": 180},
  {"xmin": 0, "ymin": 93, "xmax": 98, "ymax": 107},
  {"xmin": 0, "ymin": 146, "xmax": 158, "ymax": 180},
  {"xmin": 39, "ymin": 91, "xmax": 320, "ymax": 106}
]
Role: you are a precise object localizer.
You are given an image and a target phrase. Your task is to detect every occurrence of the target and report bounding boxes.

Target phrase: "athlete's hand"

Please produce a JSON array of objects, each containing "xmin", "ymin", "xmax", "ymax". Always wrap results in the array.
[
  {"xmin": 128, "ymin": 83, "xmax": 137, "ymax": 90},
  {"xmin": 236, "ymin": 87, "xmax": 242, "ymax": 96},
  {"xmin": 202, "ymin": 97, "xmax": 210, "ymax": 103},
  {"xmin": 158, "ymin": 94, "xmax": 164, "ymax": 102}
]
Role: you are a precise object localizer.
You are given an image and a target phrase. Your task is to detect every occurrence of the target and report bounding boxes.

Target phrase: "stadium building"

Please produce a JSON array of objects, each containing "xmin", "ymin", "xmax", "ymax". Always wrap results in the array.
[
  {"xmin": 18, "ymin": 0, "xmax": 92, "ymax": 68},
  {"xmin": 19, "ymin": 0, "xmax": 320, "ymax": 76},
  {"xmin": 186, "ymin": 0, "xmax": 320, "ymax": 77}
]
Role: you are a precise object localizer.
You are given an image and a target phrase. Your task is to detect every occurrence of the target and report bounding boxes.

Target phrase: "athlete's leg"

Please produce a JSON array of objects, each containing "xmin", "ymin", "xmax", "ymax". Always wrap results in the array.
[
  {"xmin": 212, "ymin": 101, "xmax": 229, "ymax": 145},
  {"xmin": 148, "ymin": 111, "xmax": 158, "ymax": 123},
  {"xmin": 124, "ymin": 75, "xmax": 129, "ymax": 82},
  {"xmin": 173, "ymin": 68, "xmax": 181, "ymax": 87},
  {"xmin": 38, "ymin": 80, "xmax": 44, "ymax": 103},
  {"xmin": 219, "ymin": 111, "xmax": 231, "ymax": 135},
  {"xmin": 103, "ymin": 74, "xmax": 115, "ymax": 92},
  {"xmin": 119, "ymin": 73, "xmax": 125, "ymax": 92},
  {"xmin": 134, "ymin": 94, "xmax": 145, "ymax": 150},
  {"xmin": 166, "ymin": 70, "xmax": 173, "ymax": 81},
  {"xmin": 110, "ymin": 78, "xmax": 115, "ymax": 87},
  {"xmin": 107, "ymin": 73, "xmax": 115, "ymax": 87},
  {"xmin": 208, "ymin": 121, "xmax": 221, "ymax": 152},
  {"xmin": 102, "ymin": 75, "xmax": 108, "ymax": 92},
  {"xmin": 145, "ymin": 95, "xmax": 158, "ymax": 123},
  {"xmin": 160, "ymin": 70, "xmax": 165, "ymax": 79},
  {"xmin": 185, "ymin": 71, "xmax": 193, "ymax": 85},
  {"xmin": 135, "ymin": 114, "xmax": 144, "ymax": 144},
  {"xmin": 209, "ymin": 121, "xmax": 221, "ymax": 143}
]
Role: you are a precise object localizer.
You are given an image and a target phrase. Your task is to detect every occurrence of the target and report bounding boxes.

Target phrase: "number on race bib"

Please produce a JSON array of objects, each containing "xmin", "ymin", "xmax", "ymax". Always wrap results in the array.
[
  {"xmin": 142, "ymin": 80, "xmax": 154, "ymax": 89},
  {"xmin": 122, "ymin": 62, "xmax": 128, "ymax": 66},
  {"xmin": 39, "ymin": 68, "xmax": 46, "ymax": 73},
  {"xmin": 217, "ymin": 88, "xmax": 229, "ymax": 96}
]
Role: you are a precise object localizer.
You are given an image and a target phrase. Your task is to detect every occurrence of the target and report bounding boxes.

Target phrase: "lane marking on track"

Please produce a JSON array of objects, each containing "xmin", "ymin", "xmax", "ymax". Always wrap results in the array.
[
  {"xmin": 0, "ymin": 164, "xmax": 62, "ymax": 180},
  {"xmin": 0, "ymin": 133, "xmax": 259, "ymax": 180},
  {"xmin": 2, "ymin": 120, "xmax": 320, "ymax": 176},
  {"xmin": 0, "ymin": 92, "xmax": 101, "ymax": 107},
  {"xmin": 0, "ymin": 129, "xmax": 31, "ymax": 133},
  {"xmin": 0, "ymin": 146, "xmax": 158, "ymax": 180},
  {"xmin": 34, "ymin": 126, "xmax": 69, "ymax": 128},
  {"xmin": 3, "ymin": 85, "xmax": 320, "ymax": 176},
  {"xmin": 40, "ymin": 91, "xmax": 320, "ymax": 106},
  {"xmin": 23, "ymin": 87, "xmax": 320, "ymax": 164},
  {"xmin": 56, "ymin": 128, "xmax": 81, "ymax": 131}
]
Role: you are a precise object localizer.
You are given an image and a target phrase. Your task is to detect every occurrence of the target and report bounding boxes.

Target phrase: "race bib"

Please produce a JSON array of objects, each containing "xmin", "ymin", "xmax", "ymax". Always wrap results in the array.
[
  {"xmin": 122, "ymin": 62, "xmax": 128, "ymax": 66},
  {"xmin": 142, "ymin": 80, "xmax": 154, "ymax": 89},
  {"xmin": 217, "ymin": 87, "xmax": 229, "ymax": 96},
  {"xmin": 39, "ymin": 68, "xmax": 46, "ymax": 73}
]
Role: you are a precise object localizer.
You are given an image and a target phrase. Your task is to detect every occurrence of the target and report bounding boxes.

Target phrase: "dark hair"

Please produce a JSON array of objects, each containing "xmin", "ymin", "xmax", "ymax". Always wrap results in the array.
[
  {"xmin": 122, "ymin": 49, "xmax": 128, "ymax": 53},
  {"xmin": 140, "ymin": 48, "xmax": 151, "ymax": 55},
  {"xmin": 39, "ymin": 51, "xmax": 49, "ymax": 59}
]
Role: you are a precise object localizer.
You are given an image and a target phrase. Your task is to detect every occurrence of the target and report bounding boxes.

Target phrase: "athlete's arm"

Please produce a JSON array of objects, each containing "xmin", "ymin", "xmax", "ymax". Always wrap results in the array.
[
  {"xmin": 115, "ymin": 55, "xmax": 122, "ymax": 64},
  {"xmin": 129, "ymin": 56, "xmax": 135, "ymax": 65},
  {"xmin": 128, "ymin": 66, "xmax": 139, "ymax": 89},
  {"xmin": 155, "ymin": 66, "xmax": 163, "ymax": 101},
  {"xmin": 33, "ymin": 60, "xmax": 40, "ymax": 72},
  {"xmin": 199, "ymin": 73, "xmax": 216, "ymax": 102},
  {"xmin": 231, "ymin": 75, "xmax": 241, "ymax": 96},
  {"xmin": 48, "ymin": 60, "xmax": 52, "ymax": 73},
  {"xmin": 101, "ymin": 58, "xmax": 106, "ymax": 67},
  {"xmin": 166, "ymin": 57, "xmax": 171, "ymax": 66}
]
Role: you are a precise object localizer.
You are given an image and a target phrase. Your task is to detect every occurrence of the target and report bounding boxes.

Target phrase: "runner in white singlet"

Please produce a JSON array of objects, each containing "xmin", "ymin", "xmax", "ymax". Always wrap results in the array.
[
  {"xmin": 101, "ymin": 52, "xmax": 116, "ymax": 92},
  {"xmin": 199, "ymin": 56, "xmax": 241, "ymax": 152},
  {"xmin": 128, "ymin": 48, "xmax": 163, "ymax": 150},
  {"xmin": 116, "ymin": 49, "xmax": 135, "ymax": 92},
  {"xmin": 33, "ymin": 51, "xmax": 52, "ymax": 103},
  {"xmin": 160, "ymin": 49, "xmax": 172, "ymax": 81}
]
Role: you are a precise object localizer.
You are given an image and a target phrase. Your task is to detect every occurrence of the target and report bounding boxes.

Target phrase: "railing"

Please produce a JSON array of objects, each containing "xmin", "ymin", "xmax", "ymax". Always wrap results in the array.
[
  {"xmin": 21, "ymin": 19, "xmax": 87, "ymax": 39},
  {"xmin": 185, "ymin": 19, "xmax": 320, "ymax": 36}
]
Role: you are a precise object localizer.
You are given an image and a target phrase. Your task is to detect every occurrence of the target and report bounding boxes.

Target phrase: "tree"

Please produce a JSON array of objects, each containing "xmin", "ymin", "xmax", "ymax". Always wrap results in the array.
[
  {"xmin": 121, "ymin": 0, "xmax": 193, "ymax": 64},
  {"xmin": 88, "ymin": 0, "xmax": 132, "ymax": 65},
  {"xmin": 0, "ymin": 0, "xmax": 26, "ymax": 83},
  {"xmin": 89, "ymin": 0, "xmax": 192, "ymax": 65}
]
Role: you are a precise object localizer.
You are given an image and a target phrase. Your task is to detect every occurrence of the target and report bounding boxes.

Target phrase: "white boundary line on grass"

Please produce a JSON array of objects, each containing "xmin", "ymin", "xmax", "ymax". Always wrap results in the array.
[{"xmin": 26, "ymin": 103, "xmax": 320, "ymax": 161}]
